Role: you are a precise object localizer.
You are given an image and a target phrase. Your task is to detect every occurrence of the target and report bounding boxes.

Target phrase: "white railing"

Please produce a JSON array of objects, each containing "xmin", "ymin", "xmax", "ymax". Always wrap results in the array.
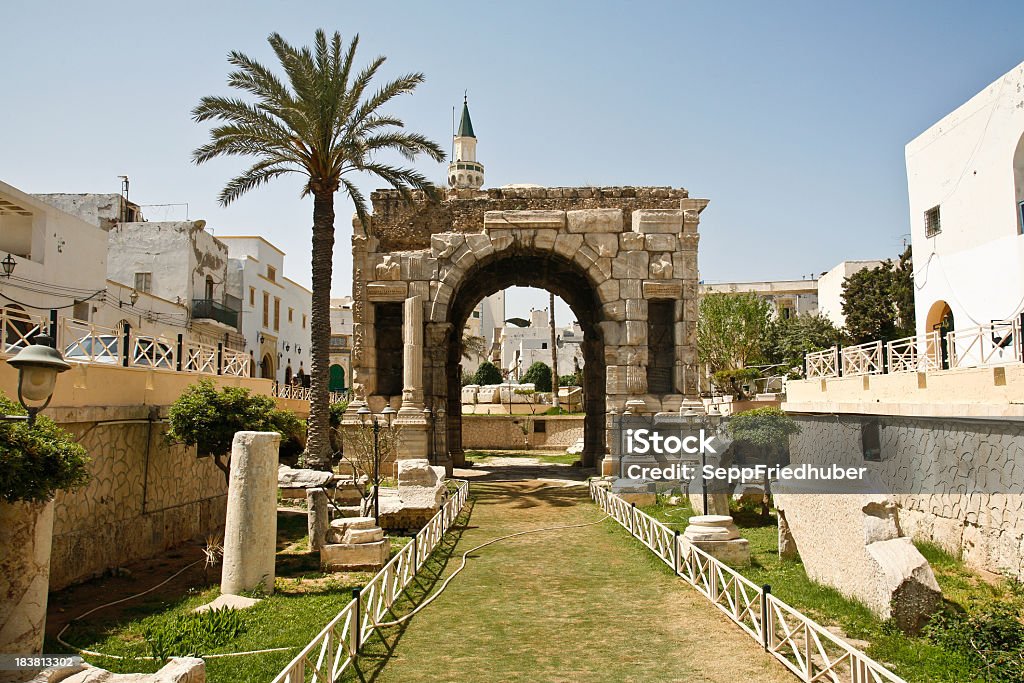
[
  {"xmin": 131, "ymin": 334, "xmax": 176, "ymax": 370},
  {"xmin": 182, "ymin": 339, "xmax": 218, "ymax": 374},
  {"xmin": 0, "ymin": 309, "xmax": 47, "ymax": 355},
  {"xmin": 947, "ymin": 319, "xmax": 1021, "ymax": 370},
  {"xmin": 840, "ymin": 341, "xmax": 884, "ymax": 377},
  {"xmin": 275, "ymin": 384, "xmax": 313, "ymax": 401},
  {"xmin": 221, "ymin": 347, "xmax": 251, "ymax": 377},
  {"xmin": 886, "ymin": 332, "xmax": 941, "ymax": 373},
  {"xmin": 590, "ymin": 483, "xmax": 906, "ymax": 683},
  {"xmin": 804, "ymin": 347, "xmax": 839, "ymax": 379},
  {"xmin": 272, "ymin": 480, "xmax": 470, "ymax": 683},
  {"xmin": 59, "ymin": 318, "xmax": 123, "ymax": 364}
]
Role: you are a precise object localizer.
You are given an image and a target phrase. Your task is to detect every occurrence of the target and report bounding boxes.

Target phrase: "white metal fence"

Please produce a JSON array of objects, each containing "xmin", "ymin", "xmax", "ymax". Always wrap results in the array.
[
  {"xmin": 272, "ymin": 480, "xmax": 471, "ymax": 683},
  {"xmin": 590, "ymin": 483, "xmax": 906, "ymax": 683},
  {"xmin": 805, "ymin": 320, "xmax": 1024, "ymax": 379},
  {"xmin": 272, "ymin": 384, "xmax": 350, "ymax": 405}
]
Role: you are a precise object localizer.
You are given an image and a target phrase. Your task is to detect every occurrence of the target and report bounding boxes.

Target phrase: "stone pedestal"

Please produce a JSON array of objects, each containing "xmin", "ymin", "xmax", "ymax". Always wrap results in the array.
[
  {"xmin": 320, "ymin": 517, "xmax": 389, "ymax": 571},
  {"xmin": 221, "ymin": 431, "xmax": 280, "ymax": 596},
  {"xmin": 684, "ymin": 514, "xmax": 750, "ymax": 566},
  {"xmin": 0, "ymin": 500, "xmax": 54, "ymax": 665}
]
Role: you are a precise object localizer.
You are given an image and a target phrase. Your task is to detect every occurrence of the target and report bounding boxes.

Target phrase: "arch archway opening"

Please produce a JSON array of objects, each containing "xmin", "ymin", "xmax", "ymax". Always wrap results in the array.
[
  {"xmin": 434, "ymin": 252, "xmax": 606, "ymax": 469},
  {"xmin": 260, "ymin": 353, "xmax": 275, "ymax": 380}
]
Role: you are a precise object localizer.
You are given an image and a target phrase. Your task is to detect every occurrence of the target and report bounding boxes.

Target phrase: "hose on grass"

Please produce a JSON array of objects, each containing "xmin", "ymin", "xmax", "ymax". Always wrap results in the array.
[
  {"xmin": 369, "ymin": 512, "xmax": 611, "ymax": 630},
  {"xmin": 55, "ymin": 559, "xmax": 293, "ymax": 661}
]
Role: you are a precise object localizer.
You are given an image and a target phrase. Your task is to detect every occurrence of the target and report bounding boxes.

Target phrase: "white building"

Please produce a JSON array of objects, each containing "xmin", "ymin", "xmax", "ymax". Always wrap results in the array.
[
  {"xmin": 906, "ymin": 59, "xmax": 1024, "ymax": 339},
  {"xmin": 498, "ymin": 308, "xmax": 583, "ymax": 380},
  {"xmin": 462, "ymin": 291, "xmax": 505, "ymax": 369},
  {"xmin": 221, "ymin": 236, "xmax": 311, "ymax": 384},
  {"xmin": 815, "ymin": 260, "xmax": 885, "ymax": 329},
  {"xmin": 329, "ymin": 296, "xmax": 353, "ymax": 392},
  {"xmin": 699, "ymin": 279, "xmax": 819, "ymax": 320}
]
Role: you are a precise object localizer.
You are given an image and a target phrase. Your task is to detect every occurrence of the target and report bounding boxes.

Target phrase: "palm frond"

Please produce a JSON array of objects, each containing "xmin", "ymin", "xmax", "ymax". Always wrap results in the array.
[
  {"xmin": 340, "ymin": 178, "xmax": 370, "ymax": 234},
  {"xmin": 218, "ymin": 160, "xmax": 295, "ymax": 206}
]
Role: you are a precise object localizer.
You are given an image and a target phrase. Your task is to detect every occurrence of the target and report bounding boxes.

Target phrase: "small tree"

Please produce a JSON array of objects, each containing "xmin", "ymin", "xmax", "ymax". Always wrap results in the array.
[
  {"xmin": 472, "ymin": 360, "xmax": 503, "ymax": 386},
  {"xmin": 726, "ymin": 407, "xmax": 800, "ymax": 517},
  {"xmin": 340, "ymin": 421, "xmax": 401, "ymax": 503},
  {"xmin": 521, "ymin": 361, "xmax": 552, "ymax": 392},
  {"xmin": 763, "ymin": 313, "xmax": 843, "ymax": 376},
  {"xmin": 698, "ymin": 293, "xmax": 773, "ymax": 375},
  {"xmin": 842, "ymin": 247, "xmax": 915, "ymax": 344},
  {"xmin": 167, "ymin": 380, "xmax": 305, "ymax": 482},
  {"xmin": 0, "ymin": 394, "xmax": 89, "ymax": 504}
]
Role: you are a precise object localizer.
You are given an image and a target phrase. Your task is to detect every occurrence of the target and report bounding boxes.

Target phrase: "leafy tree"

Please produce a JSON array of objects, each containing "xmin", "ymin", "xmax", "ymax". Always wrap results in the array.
[
  {"xmin": 0, "ymin": 394, "xmax": 89, "ymax": 504},
  {"xmin": 521, "ymin": 361, "xmax": 552, "ymax": 392},
  {"xmin": 842, "ymin": 247, "xmax": 915, "ymax": 344},
  {"xmin": 711, "ymin": 368, "xmax": 760, "ymax": 400},
  {"xmin": 167, "ymin": 380, "xmax": 305, "ymax": 482},
  {"xmin": 698, "ymin": 292, "xmax": 773, "ymax": 374},
  {"xmin": 764, "ymin": 313, "xmax": 843, "ymax": 375},
  {"xmin": 472, "ymin": 361, "xmax": 503, "ymax": 386},
  {"xmin": 192, "ymin": 30, "xmax": 445, "ymax": 470}
]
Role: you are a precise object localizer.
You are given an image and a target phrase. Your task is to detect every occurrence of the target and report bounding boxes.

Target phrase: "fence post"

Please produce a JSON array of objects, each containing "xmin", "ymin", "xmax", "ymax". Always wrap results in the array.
[
  {"xmin": 217, "ymin": 342, "xmax": 224, "ymax": 375},
  {"xmin": 176, "ymin": 334, "xmax": 184, "ymax": 372},
  {"xmin": 762, "ymin": 584, "xmax": 771, "ymax": 652},
  {"xmin": 121, "ymin": 322, "xmax": 131, "ymax": 367},
  {"xmin": 412, "ymin": 534, "xmax": 419, "ymax": 573},
  {"xmin": 673, "ymin": 529, "xmax": 681, "ymax": 576},
  {"xmin": 352, "ymin": 587, "xmax": 362, "ymax": 651},
  {"xmin": 49, "ymin": 309, "xmax": 58, "ymax": 343},
  {"xmin": 630, "ymin": 502, "xmax": 636, "ymax": 536},
  {"xmin": 836, "ymin": 345, "xmax": 843, "ymax": 377}
]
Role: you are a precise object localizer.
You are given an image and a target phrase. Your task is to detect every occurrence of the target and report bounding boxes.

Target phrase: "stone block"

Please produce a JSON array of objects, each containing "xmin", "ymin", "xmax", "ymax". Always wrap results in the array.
[
  {"xmin": 690, "ymin": 538, "xmax": 751, "ymax": 566},
  {"xmin": 624, "ymin": 299, "xmax": 647, "ymax": 321},
  {"xmin": 534, "ymin": 229, "xmax": 557, "ymax": 251},
  {"xmin": 484, "ymin": 210, "xmax": 565, "ymax": 229},
  {"xmin": 194, "ymin": 593, "xmax": 261, "ymax": 613},
  {"xmin": 566, "ymin": 208, "xmax": 624, "ymax": 233},
  {"xmin": 649, "ymin": 254, "xmax": 673, "ymax": 279},
  {"xmin": 619, "ymin": 279, "xmax": 642, "ymax": 299},
  {"xmin": 344, "ymin": 527, "xmax": 385, "ymax": 544},
  {"xmin": 321, "ymin": 540, "xmax": 390, "ymax": 571},
  {"xmin": 632, "ymin": 209, "xmax": 685, "ymax": 234},
  {"xmin": 774, "ymin": 482, "xmax": 942, "ymax": 632},
  {"xmin": 278, "ymin": 465, "xmax": 334, "ymax": 490},
  {"xmin": 367, "ymin": 282, "xmax": 408, "ymax": 301},
  {"xmin": 585, "ymin": 233, "xmax": 619, "ymax": 258},
  {"xmin": 465, "ymin": 233, "xmax": 495, "ymax": 259},
  {"xmin": 44, "ymin": 657, "xmax": 207, "ymax": 682},
  {"xmin": 596, "ymin": 279, "xmax": 619, "ymax": 302},
  {"xmin": 552, "ymin": 233, "xmax": 585, "ymax": 258},
  {"xmin": 612, "ymin": 251, "xmax": 649, "ymax": 279},
  {"xmin": 620, "ymin": 232, "xmax": 646, "ymax": 251},
  {"xmin": 642, "ymin": 280, "xmax": 682, "ymax": 299},
  {"xmin": 430, "ymin": 233, "xmax": 463, "ymax": 258},
  {"xmin": 624, "ymin": 321, "xmax": 646, "ymax": 346},
  {"xmin": 644, "ymin": 234, "xmax": 678, "ymax": 252},
  {"xmin": 598, "ymin": 321, "xmax": 622, "ymax": 346},
  {"xmin": 602, "ymin": 300, "xmax": 626, "ymax": 321},
  {"xmin": 589, "ymin": 258, "xmax": 612, "ymax": 281}
]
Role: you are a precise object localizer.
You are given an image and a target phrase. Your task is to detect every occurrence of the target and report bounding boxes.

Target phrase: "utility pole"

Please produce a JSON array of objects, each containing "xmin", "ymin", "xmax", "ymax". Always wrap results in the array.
[{"xmin": 550, "ymin": 292, "xmax": 559, "ymax": 409}]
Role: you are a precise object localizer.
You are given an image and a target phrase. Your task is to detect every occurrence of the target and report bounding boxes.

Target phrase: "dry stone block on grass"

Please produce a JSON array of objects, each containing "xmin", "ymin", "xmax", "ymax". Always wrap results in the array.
[{"xmin": 33, "ymin": 657, "xmax": 205, "ymax": 682}]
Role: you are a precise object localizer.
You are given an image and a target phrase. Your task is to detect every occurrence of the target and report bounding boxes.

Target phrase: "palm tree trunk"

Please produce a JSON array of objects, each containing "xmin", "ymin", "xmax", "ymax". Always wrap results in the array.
[{"xmin": 306, "ymin": 191, "xmax": 335, "ymax": 470}]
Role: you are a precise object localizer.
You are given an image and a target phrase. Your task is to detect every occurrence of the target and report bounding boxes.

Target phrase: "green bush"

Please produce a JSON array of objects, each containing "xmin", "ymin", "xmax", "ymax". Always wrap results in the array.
[
  {"xmin": 0, "ymin": 394, "xmax": 89, "ymax": 504},
  {"xmin": 144, "ymin": 606, "xmax": 246, "ymax": 659},
  {"xmin": 726, "ymin": 406, "xmax": 800, "ymax": 450},
  {"xmin": 925, "ymin": 599, "xmax": 1024, "ymax": 681},
  {"xmin": 472, "ymin": 360, "xmax": 503, "ymax": 386},
  {"xmin": 167, "ymin": 380, "xmax": 305, "ymax": 478},
  {"xmin": 558, "ymin": 373, "xmax": 581, "ymax": 387},
  {"xmin": 521, "ymin": 361, "xmax": 552, "ymax": 392}
]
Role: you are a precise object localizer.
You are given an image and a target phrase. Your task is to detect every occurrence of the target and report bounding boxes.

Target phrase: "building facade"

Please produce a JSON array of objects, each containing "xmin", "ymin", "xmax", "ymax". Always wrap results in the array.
[
  {"xmin": 699, "ymin": 278, "xmax": 819, "ymax": 320},
  {"xmin": 330, "ymin": 296, "xmax": 354, "ymax": 392},
  {"xmin": 497, "ymin": 308, "xmax": 584, "ymax": 379}
]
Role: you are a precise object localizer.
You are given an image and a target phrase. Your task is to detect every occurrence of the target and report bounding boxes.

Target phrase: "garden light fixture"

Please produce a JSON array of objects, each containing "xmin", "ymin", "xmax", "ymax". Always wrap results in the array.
[{"xmin": 4, "ymin": 334, "xmax": 70, "ymax": 425}]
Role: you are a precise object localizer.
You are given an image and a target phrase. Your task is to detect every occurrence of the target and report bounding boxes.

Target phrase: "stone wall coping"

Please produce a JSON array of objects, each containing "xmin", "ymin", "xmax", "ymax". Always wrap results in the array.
[
  {"xmin": 370, "ymin": 186, "xmax": 690, "ymax": 201},
  {"xmin": 783, "ymin": 400, "xmax": 1024, "ymax": 419}
]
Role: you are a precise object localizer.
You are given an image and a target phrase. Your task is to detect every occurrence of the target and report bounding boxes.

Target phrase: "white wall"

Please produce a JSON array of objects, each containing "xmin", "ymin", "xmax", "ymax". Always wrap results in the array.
[
  {"xmin": 906, "ymin": 60, "xmax": 1024, "ymax": 336},
  {"xmin": 815, "ymin": 260, "xmax": 884, "ymax": 329}
]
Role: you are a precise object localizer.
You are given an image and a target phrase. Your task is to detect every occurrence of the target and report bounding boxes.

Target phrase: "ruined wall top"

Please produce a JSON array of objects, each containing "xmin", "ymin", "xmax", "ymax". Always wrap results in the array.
[{"xmin": 367, "ymin": 186, "xmax": 694, "ymax": 251}]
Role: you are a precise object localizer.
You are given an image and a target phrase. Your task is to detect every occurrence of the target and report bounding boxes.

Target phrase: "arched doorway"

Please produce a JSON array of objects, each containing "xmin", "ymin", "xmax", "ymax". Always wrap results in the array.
[
  {"xmin": 329, "ymin": 364, "xmax": 346, "ymax": 391},
  {"xmin": 926, "ymin": 300, "xmax": 954, "ymax": 368},
  {"xmin": 260, "ymin": 353, "xmax": 275, "ymax": 380},
  {"xmin": 284, "ymin": 365, "xmax": 293, "ymax": 386},
  {"xmin": 440, "ymin": 253, "xmax": 607, "ymax": 468}
]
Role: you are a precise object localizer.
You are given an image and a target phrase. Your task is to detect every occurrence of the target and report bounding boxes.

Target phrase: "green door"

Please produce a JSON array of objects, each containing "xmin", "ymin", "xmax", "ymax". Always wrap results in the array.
[{"xmin": 329, "ymin": 364, "xmax": 346, "ymax": 392}]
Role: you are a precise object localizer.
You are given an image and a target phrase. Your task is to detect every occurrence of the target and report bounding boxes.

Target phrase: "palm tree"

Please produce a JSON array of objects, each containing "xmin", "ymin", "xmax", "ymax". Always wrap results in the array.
[{"xmin": 192, "ymin": 30, "xmax": 445, "ymax": 469}]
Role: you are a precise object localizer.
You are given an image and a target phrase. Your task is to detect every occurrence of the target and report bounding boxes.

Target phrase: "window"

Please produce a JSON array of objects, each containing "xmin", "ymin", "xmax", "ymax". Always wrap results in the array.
[
  {"xmin": 541, "ymin": 342, "xmax": 548, "ymax": 349},
  {"xmin": 267, "ymin": 265, "xmax": 277, "ymax": 282},
  {"xmin": 262, "ymin": 292, "xmax": 270, "ymax": 328},
  {"xmin": 647, "ymin": 300, "xmax": 675, "ymax": 394},
  {"xmin": 533, "ymin": 420, "xmax": 546, "ymax": 433},
  {"xmin": 472, "ymin": 310, "xmax": 481, "ymax": 318},
  {"xmin": 274, "ymin": 297, "xmax": 281, "ymax": 331},
  {"xmin": 1019, "ymin": 201, "xmax": 1024, "ymax": 234},
  {"xmin": 249, "ymin": 287, "xmax": 255, "ymax": 306},
  {"xmin": 73, "ymin": 300, "xmax": 90, "ymax": 322},
  {"xmin": 924, "ymin": 205, "xmax": 941, "ymax": 237},
  {"xmin": 205, "ymin": 275, "xmax": 214, "ymax": 300},
  {"xmin": 302, "ymin": 314, "xmax": 307, "ymax": 329},
  {"xmin": 288, "ymin": 307, "xmax": 294, "ymax": 323},
  {"xmin": 134, "ymin": 272, "xmax": 152, "ymax": 293},
  {"xmin": 861, "ymin": 419, "xmax": 882, "ymax": 462}
]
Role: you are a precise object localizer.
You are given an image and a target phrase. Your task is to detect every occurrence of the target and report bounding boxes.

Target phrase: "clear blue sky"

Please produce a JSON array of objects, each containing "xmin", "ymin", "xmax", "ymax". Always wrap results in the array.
[{"xmin": 2, "ymin": 1, "xmax": 1021, "ymax": 323}]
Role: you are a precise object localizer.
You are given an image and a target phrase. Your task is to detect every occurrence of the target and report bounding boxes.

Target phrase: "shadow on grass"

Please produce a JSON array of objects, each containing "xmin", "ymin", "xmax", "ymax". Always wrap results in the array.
[{"xmin": 343, "ymin": 499, "xmax": 476, "ymax": 682}]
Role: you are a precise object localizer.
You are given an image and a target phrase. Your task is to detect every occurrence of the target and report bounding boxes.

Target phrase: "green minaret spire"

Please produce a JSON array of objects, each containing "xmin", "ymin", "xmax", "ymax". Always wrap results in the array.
[{"xmin": 457, "ymin": 95, "xmax": 476, "ymax": 138}]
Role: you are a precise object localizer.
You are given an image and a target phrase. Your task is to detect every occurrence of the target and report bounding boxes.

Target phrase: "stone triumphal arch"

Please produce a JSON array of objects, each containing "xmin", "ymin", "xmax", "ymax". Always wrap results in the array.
[{"xmin": 346, "ymin": 186, "xmax": 707, "ymax": 474}]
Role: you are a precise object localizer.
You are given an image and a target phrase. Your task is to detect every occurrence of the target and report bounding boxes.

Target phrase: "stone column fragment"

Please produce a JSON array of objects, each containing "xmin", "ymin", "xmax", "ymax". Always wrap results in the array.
[
  {"xmin": 306, "ymin": 487, "xmax": 329, "ymax": 552},
  {"xmin": 221, "ymin": 431, "xmax": 280, "ymax": 596}
]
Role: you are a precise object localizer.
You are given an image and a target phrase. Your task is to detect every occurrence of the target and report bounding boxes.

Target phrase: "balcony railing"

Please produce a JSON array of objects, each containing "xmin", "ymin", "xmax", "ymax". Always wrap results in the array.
[{"xmin": 192, "ymin": 298, "xmax": 240, "ymax": 329}]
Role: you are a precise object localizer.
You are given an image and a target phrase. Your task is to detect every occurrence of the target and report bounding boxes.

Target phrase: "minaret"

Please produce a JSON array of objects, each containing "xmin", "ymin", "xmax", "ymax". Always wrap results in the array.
[{"xmin": 448, "ymin": 96, "xmax": 484, "ymax": 189}]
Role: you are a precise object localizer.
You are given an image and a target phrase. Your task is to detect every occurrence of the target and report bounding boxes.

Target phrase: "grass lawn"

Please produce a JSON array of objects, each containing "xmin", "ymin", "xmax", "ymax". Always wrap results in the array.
[
  {"xmin": 464, "ymin": 448, "xmax": 579, "ymax": 466},
  {"xmin": 638, "ymin": 496, "xmax": 1021, "ymax": 683},
  {"xmin": 48, "ymin": 510, "xmax": 416, "ymax": 682}
]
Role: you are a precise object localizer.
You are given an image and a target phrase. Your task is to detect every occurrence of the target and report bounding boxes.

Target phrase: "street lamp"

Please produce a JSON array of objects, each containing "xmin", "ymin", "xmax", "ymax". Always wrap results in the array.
[
  {"xmin": 1, "ymin": 253, "xmax": 16, "ymax": 278},
  {"xmin": 4, "ymin": 335, "xmax": 70, "ymax": 425},
  {"xmin": 357, "ymin": 404, "xmax": 396, "ymax": 524}
]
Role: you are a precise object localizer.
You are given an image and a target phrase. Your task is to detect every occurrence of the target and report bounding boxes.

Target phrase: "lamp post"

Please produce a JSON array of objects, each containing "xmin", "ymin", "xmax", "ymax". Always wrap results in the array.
[
  {"xmin": 3, "ymin": 334, "xmax": 70, "ymax": 425},
  {"xmin": 1, "ymin": 253, "xmax": 16, "ymax": 278},
  {"xmin": 357, "ymin": 404, "xmax": 396, "ymax": 524}
]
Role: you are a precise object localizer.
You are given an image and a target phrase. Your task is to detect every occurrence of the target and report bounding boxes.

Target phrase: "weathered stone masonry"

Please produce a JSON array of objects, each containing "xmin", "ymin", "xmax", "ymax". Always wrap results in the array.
[{"xmin": 349, "ymin": 186, "xmax": 708, "ymax": 470}]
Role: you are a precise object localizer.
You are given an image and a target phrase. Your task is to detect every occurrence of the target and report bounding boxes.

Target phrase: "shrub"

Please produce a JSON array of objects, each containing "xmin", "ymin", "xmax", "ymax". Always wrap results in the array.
[
  {"xmin": 472, "ymin": 360, "xmax": 503, "ymax": 386},
  {"xmin": 167, "ymin": 380, "xmax": 305, "ymax": 480},
  {"xmin": 726, "ymin": 406, "xmax": 800, "ymax": 450},
  {"xmin": 521, "ymin": 361, "xmax": 552, "ymax": 392},
  {"xmin": 711, "ymin": 367, "xmax": 760, "ymax": 399},
  {"xmin": 559, "ymin": 373, "xmax": 581, "ymax": 387},
  {"xmin": 925, "ymin": 599, "xmax": 1024, "ymax": 682},
  {"xmin": 0, "ymin": 394, "xmax": 89, "ymax": 504}
]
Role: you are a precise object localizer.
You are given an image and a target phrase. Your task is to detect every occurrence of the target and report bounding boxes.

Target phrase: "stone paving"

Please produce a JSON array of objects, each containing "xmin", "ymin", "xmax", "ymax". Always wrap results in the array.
[{"xmin": 359, "ymin": 461, "xmax": 791, "ymax": 683}]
